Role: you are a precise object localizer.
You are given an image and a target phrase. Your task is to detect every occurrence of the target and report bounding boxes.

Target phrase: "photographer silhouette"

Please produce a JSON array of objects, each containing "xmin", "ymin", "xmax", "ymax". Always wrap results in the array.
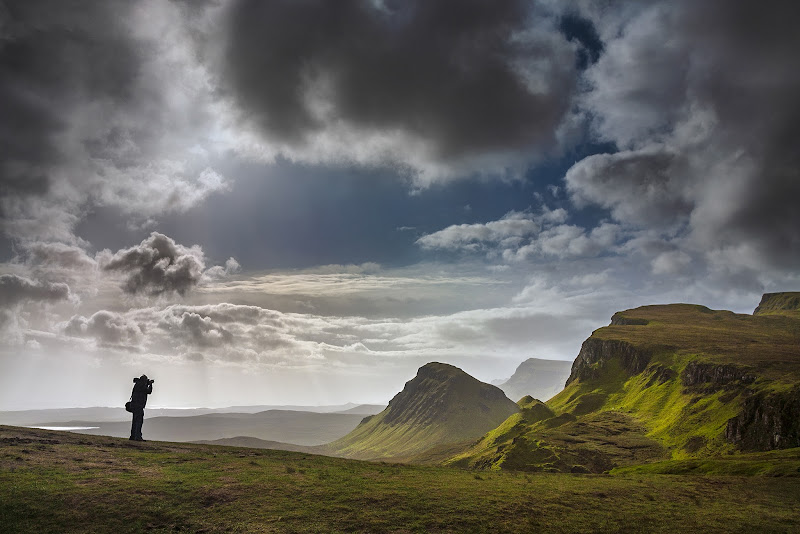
[{"xmin": 128, "ymin": 374, "xmax": 153, "ymax": 441}]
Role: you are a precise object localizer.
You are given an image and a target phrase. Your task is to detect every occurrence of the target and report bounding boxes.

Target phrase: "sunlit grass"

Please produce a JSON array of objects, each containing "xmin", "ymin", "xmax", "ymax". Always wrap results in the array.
[{"xmin": 3, "ymin": 426, "xmax": 800, "ymax": 533}]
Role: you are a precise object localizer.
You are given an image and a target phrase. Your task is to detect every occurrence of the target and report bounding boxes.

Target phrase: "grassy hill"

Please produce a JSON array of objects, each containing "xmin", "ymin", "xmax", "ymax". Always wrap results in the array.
[
  {"xmin": 3, "ymin": 426, "xmax": 800, "ymax": 533},
  {"xmin": 497, "ymin": 357, "xmax": 572, "ymax": 402},
  {"xmin": 448, "ymin": 294, "xmax": 800, "ymax": 472},
  {"xmin": 329, "ymin": 362, "xmax": 519, "ymax": 461}
]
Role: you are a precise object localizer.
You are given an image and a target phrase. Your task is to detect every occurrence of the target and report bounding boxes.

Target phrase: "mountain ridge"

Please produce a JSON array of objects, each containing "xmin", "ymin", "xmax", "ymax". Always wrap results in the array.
[{"xmin": 447, "ymin": 293, "xmax": 800, "ymax": 472}]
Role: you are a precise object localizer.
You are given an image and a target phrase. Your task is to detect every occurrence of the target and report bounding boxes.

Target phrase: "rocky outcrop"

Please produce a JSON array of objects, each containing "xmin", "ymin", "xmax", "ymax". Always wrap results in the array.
[
  {"xmin": 644, "ymin": 364, "xmax": 676, "ymax": 387},
  {"xmin": 610, "ymin": 313, "xmax": 649, "ymax": 326},
  {"xmin": 566, "ymin": 338, "xmax": 652, "ymax": 386},
  {"xmin": 681, "ymin": 362, "xmax": 756, "ymax": 391},
  {"xmin": 725, "ymin": 387, "xmax": 800, "ymax": 450},
  {"xmin": 753, "ymin": 292, "xmax": 800, "ymax": 314}
]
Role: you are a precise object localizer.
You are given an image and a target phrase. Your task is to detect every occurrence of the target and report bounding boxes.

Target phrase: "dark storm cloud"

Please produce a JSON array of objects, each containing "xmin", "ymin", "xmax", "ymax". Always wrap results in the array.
[
  {"xmin": 223, "ymin": 0, "xmax": 575, "ymax": 162},
  {"xmin": 0, "ymin": 0, "xmax": 230, "ymax": 245},
  {"xmin": 0, "ymin": 273, "xmax": 70, "ymax": 307},
  {"xmin": 0, "ymin": 0, "xmax": 139, "ymax": 201},
  {"xmin": 99, "ymin": 233, "xmax": 206, "ymax": 296},
  {"xmin": 570, "ymin": 0, "xmax": 800, "ymax": 272}
]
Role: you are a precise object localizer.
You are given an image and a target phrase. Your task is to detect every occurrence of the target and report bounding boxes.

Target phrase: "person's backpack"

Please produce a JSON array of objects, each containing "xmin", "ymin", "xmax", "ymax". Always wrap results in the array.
[{"xmin": 125, "ymin": 395, "xmax": 133, "ymax": 413}]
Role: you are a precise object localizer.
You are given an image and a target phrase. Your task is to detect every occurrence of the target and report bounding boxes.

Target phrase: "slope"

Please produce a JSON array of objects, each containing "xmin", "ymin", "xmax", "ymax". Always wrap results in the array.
[
  {"xmin": 497, "ymin": 357, "xmax": 572, "ymax": 402},
  {"xmin": 4, "ymin": 426, "xmax": 800, "ymax": 533},
  {"xmin": 449, "ymin": 293, "xmax": 800, "ymax": 472},
  {"xmin": 329, "ymin": 362, "xmax": 519, "ymax": 461}
]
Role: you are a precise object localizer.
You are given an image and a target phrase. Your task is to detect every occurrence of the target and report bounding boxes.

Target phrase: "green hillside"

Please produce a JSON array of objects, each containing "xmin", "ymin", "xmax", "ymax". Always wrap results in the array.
[
  {"xmin": 329, "ymin": 362, "xmax": 519, "ymax": 461},
  {"xmin": 448, "ymin": 294, "xmax": 800, "ymax": 472},
  {"xmin": 3, "ymin": 426, "xmax": 800, "ymax": 533}
]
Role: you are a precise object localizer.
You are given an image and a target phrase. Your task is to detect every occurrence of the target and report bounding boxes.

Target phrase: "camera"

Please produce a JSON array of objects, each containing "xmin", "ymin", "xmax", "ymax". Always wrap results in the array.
[{"xmin": 133, "ymin": 377, "xmax": 155, "ymax": 384}]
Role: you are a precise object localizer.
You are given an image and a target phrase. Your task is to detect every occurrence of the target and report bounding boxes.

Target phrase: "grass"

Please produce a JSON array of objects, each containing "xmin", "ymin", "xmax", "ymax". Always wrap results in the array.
[
  {"xmin": 3, "ymin": 426, "xmax": 800, "ymax": 533},
  {"xmin": 611, "ymin": 448, "xmax": 800, "ymax": 476}
]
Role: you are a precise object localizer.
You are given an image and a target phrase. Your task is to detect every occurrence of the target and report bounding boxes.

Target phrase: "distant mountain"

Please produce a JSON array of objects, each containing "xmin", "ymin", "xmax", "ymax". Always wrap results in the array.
[
  {"xmin": 448, "ymin": 294, "xmax": 800, "ymax": 473},
  {"xmin": 329, "ymin": 362, "xmax": 519, "ymax": 461},
  {"xmin": 38, "ymin": 410, "xmax": 365, "ymax": 445},
  {"xmin": 497, "ymin": 358, "xmax": 572, "ymax": 402},
  {"xmin": 333, "ymin": 404, "xmax": 386, "ymax": 415},
  {"xmin": 0, "ymin": 403, "xmax": 375, "ymax": 426}
]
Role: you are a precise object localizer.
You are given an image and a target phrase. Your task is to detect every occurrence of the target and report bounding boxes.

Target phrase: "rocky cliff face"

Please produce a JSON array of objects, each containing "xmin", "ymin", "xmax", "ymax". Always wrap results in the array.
[
  {"xmin": 566, "ymin": 338, "xmax": 652, "ymax": 386},
  {"xmin": 754, "ymin": 292, "xmax": 800, "ymax": 314},
  {"xmin": 725, "ymin": 387, "xmax": 800, "ymax": 450},
  {"xmin": 681, "ymin": 362, "xmax": 756, "ymax": 391}
]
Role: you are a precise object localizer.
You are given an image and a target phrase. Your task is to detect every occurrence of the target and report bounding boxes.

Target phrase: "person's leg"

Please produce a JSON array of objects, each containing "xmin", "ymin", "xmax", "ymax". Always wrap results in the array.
[
  {"xmin": 130, "ymin": 410, "xmax": 138, "ymax": 440},
  {"xmin": 132, "ymin": 409, "xmax": 144, "ymax": 440}
]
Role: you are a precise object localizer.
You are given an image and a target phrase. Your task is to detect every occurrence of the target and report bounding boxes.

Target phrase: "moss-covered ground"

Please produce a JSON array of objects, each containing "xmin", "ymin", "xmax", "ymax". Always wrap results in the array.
[{"xmin": 3, "ymin": 426, "xmax": 800, "ymax": 533}]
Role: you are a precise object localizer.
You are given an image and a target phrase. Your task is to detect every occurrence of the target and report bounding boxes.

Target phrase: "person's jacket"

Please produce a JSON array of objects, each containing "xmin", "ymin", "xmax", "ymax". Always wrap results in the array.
[{"xmin": 131, "ymin": 380, "xmax": 152, "ymax": 410}]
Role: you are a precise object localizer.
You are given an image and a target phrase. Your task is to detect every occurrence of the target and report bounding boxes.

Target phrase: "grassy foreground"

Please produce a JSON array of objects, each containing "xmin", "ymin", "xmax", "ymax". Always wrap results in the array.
[{"xmin": 2, "ymin": 427, "xmax": 800, "ymax": 533}]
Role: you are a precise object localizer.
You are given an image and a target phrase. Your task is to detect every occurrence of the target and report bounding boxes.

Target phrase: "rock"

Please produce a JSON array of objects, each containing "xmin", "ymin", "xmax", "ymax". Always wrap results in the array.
[
  {"xmin": 681, "ymin": 362, "xmax": 756, "ymax": 391},
  {"xmin": 725, "ymin": 386, "xmax": 800, "ymax": 450},
  {"xmin": 610, "ymin": 313, "xmax": 649, "ymax": 326},
  {"xmin": 753, "ymin": 292, "xmax": 800, "ymax": 314},
  {"xmin": 566, "ymin": 338, "xmax": 652, "ymax": 386}
]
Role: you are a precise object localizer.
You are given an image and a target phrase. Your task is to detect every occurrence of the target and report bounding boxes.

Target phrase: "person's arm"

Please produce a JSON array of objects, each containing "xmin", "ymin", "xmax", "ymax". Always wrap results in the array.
[{"xmin": 146, "ymin": 383, "xmax": 153, "ymax": 395}]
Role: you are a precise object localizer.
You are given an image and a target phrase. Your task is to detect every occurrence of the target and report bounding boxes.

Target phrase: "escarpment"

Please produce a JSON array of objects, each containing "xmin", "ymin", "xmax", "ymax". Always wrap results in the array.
[
  {"xmin": 681, "ymin": 362, "xmax": 756, "ymax": 391},
  {"xmin": 725, "ymin": 386, "xmax": 800, "ymax": 450},
  {"xmin": 566, "ymin": 338, "xmax": 653, "ymax": 386},
  {"xmin": 753, "ymin": 292, "xmax": 800, "ymax": 314},
  {"xmin": 451, "ymin": 294, "xmax": 800, "ymax": 473}
]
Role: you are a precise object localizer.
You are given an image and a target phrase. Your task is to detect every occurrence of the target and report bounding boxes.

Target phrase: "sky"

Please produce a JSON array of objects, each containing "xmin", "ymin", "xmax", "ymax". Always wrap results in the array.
[{"xmin": 1, "ymin": 0, "xmax": 798, "ymax": 410}]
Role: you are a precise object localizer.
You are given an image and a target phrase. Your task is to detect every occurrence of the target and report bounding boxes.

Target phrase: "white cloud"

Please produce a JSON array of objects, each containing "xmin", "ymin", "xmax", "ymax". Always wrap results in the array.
[
  {"xmin": 651, "ymin": 250, "xmax": 692, "ymax": 276},
  {"xmin": 418, "ymin": 208, "xmax": 620, "ymax": 262}
]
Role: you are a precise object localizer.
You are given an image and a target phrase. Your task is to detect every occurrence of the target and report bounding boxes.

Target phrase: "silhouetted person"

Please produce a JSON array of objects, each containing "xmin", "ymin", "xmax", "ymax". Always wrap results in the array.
[{"xmin": 129, "ymin": 374, "xmax": 153, "ymax": 441}]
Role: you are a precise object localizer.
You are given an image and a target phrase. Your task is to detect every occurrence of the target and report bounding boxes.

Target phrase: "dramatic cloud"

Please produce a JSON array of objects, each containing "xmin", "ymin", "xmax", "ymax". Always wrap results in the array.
[
  {"xmin": 0, "ymin": 274, "xmax": 70, "ymax": 307},
  {"xmin": 565, "ymin": 149, "xmax": 692, "ymax": 229},
  {"xmin": 0, "ymin": 0, "xmax": 231, "ymax": 243},
  {"xmin": 570, "ymin": 0, "xmax": 800, "ymax": 275},
  {"xmin": 99, "ymin": 233, "xmax": 206, "ymax": 296},
  {"xmin": 221, "ymin": 0, "xmax": 576, "ymax": 183}
]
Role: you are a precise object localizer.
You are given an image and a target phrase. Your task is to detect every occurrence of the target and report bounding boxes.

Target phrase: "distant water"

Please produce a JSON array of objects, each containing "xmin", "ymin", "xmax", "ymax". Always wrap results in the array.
[{"xmin": 26, "ymin": 426, "xmax": 99, "ymax": 431}]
